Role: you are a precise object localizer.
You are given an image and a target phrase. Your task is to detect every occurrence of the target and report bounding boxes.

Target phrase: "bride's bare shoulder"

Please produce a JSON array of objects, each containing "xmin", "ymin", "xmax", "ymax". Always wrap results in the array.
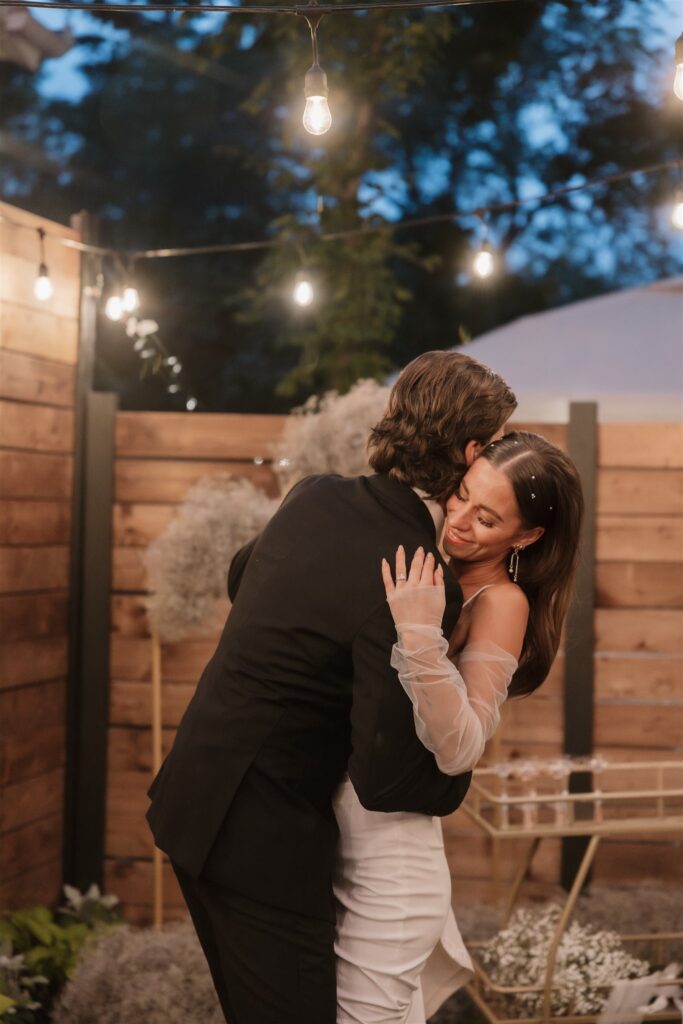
[
  {"xmin": 468, "ymin": 584, "xmax": 529, "ymax": 659},
  {"xmin": 478, "ymin": 582, "xmax": 529, "ymax": 614}
]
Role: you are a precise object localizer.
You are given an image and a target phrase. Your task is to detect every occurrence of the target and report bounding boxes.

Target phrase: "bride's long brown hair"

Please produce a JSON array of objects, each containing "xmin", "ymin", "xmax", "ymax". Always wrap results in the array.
[{"xmin": 479, "ymin": 431, "xmax": 584, "ymax": 698}]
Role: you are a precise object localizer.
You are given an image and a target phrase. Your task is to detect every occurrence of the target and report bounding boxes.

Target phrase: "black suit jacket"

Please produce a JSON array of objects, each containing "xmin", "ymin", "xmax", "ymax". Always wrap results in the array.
[{"xmin": 146, "ymin": 473, "xmax": 470, "ymax": 921}]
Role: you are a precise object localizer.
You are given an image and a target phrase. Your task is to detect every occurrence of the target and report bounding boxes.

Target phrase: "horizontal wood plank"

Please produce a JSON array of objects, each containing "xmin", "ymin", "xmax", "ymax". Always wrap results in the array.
[
  {"xmin": 0, "ymin": 450, "xmax": 72, "ymax": 499},
  {"xmin": 0, "ymin": 500, "xmax": 70, "ymax": 545},
  {"xmin": 110, "ymin": 637, "xmax": 213, "ymax": 683},
  {"xmin": 596, "ymin": 516, "xmax": 683, "ymax": 563},
  {"xmin": 0, "ymin": 678, "xmax": 65, "ymax": 733},
  {"xmin": 598, "ymin": 424, "xmax": 683, "ymax": 469},
  {"xmin": 0, "ymin": 767, "xmax": 64, "ymax": 833},
  {"xmin": 112, "ymin": 547, "xmax": 147, "ymax": 592},
  {"xmin": 0, "ymin": 400, "xmax": 74, "ymax": 453},
  {"xmin": 595, "ymin": 610, "xmax": 683, "ymax": 653},
  {"xmin": 595, "ymin": 562, "xmax": 683, "ymax": 608},
  {"xmin": 116, "ymin": 412, "xmax": 287, "ymax": 460},
  {"xmin": 0, "ymin": 813, "xmax": 62, "ymax": 883},
  {"xmin": 115, "ymin": 458, "xmax": 280, "ymax": 503},
  {"xmin": 113, "ymin": 503, "xmax": 174, "ymax": 547},
  {"xmin": 0, "ymin": 636, "xmax": 68, "ymax": 688},
  {"xmin": 0, "ymin": 546, "xmax": 69, "ymax": 593},
  {"xmin": 2, "ymin": 722, "xmax": 65, "ymax": 785},
  {"xmin": 108, "ymin": 726, "xmax": 174, "ymax": 774},
  {"xmin": 0, "ymin": 301, "xmax": 78, "ymax": 364},
  {"xmin": 0, "ymin": 349, "xmax": 75, "ymax": 407},
  {"xmin": 111, "ymin": 594, "xmax": 228, "ymax": 639},
  {"xmin": 597, "ymin": 469, "xmax": 683, "ymax": 516},
  {"xmin": 595, "ymin": 654, "xmax": 683, "ymax": 700},
  {"xmin": 0, "ymin": 591, "xmax": 68, "ymax": 641},
  {"xmin": 501, "ymin": 692, "xmax": 682, "ymax": 750},
  {"xmin": 0, "ymin": 857, "xmax": 62, "ymax": 910},
  {"xmin": 110, "ymin": 681, "xmax": 193, "ymax": 727}
]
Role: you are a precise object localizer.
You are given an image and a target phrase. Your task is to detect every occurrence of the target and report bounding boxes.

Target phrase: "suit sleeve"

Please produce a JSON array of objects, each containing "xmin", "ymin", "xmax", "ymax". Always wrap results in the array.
[
  {"xmin": 347, "ymin": 599, "xmax": 471, "ymax": 817},
  {"xmin": 227, "ymin": 475, "xmax": 323, "ymax": 602},
  {"xmin": 227, "ymin": 536, "xmax": 259, "ymax": 602}
]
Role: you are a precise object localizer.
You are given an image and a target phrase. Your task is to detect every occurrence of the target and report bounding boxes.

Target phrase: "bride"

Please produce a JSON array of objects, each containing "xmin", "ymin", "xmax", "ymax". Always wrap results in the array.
[{"xmin": 333, "ymin": 430, "xmax": 584, "ymax": 1023}]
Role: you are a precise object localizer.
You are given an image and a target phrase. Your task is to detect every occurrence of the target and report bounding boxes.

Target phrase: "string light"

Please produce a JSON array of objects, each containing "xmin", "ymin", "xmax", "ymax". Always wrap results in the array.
[
  {"xmin": 122, "ymin": 286, "xmax": 140, "ymax": 313},
  {"xmin": 301, "ymin": 10, "xmax": 332, "ymax": 136},
  {"xmin": 472, "ymin": 216, "xmax": 496, "ymax": 279},
  {"xmin": 293, "ymin": 269, "xmax": 315, "ymax": 306},
  {"xmin": 672, "ymin": 190, "xmax": 683, "ymax": 230},
  {"xmin": 33, "ymin": 229, "xmax": 53, "ymax": 302},
  {"xmin": 674, "ymin": 33, "xmax": 683, "ymax": 101},
  {"xmin": 472, "ymin": 243, "xmax": 495, "ymax": 278},
  {"xmin": 186, "ymin": 397, "xmax": 198, "ymax": 411},
  {"xmin": 105, "ymin": 295, "xmax": 124, "ymax": 321}
]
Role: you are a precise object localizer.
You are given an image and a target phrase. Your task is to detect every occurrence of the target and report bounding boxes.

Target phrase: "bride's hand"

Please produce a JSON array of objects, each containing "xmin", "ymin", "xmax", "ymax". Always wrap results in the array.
[{"xmin": 381, "ymin": 546, "xmax": 445, "ymax": 628}]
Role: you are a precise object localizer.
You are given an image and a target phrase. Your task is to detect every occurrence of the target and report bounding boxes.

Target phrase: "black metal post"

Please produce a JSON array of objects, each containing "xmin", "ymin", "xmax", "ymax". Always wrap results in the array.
[
  {"xmin": 64, "ymin": 213, "xmax": 118, "ymax": 889},
  {"xmin": 561, "ymin": 401, "xmax": 598, "ymax": 890}
]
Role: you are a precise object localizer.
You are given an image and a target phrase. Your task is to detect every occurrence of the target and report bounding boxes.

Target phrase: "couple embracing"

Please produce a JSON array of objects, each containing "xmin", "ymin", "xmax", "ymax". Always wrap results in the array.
[{"xmin": 147, "ymin": 350, "xmax": 584, "ymax": 1024}]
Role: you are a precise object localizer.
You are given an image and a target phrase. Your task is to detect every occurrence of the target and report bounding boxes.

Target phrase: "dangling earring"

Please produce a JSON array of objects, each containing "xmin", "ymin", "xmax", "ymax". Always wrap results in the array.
[{"xmin": 509, "ymin": 545, "xmax": 522, "ymax": 582}]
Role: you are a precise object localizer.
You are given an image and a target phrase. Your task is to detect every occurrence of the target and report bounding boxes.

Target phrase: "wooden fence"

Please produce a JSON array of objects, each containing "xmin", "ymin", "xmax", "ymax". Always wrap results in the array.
[
  {"xmin": 105, "ymin": 412, "xmax": 683, "ymax": 924},
  {"xmin": 0, "ymin": 203, "xmax": 81, "ymax": 908}
]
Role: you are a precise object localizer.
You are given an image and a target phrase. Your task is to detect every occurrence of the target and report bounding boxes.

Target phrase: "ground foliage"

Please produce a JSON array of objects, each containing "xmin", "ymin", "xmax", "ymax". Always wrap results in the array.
[{"xmin": 0, "ymin": 0, "xmax": 679, "ymax": 409}]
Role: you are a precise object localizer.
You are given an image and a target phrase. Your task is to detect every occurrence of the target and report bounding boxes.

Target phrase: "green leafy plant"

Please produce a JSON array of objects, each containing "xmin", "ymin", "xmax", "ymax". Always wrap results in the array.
[{"xmin": 0, "ymin": 886, "xmax": 121, "ymax": 1023}]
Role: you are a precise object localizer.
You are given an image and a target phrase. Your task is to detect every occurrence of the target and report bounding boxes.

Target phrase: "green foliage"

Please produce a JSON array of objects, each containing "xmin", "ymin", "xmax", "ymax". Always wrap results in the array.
[{"xmin": 0, "ymin": 886, "xmax": 121, "ymax": 1024}]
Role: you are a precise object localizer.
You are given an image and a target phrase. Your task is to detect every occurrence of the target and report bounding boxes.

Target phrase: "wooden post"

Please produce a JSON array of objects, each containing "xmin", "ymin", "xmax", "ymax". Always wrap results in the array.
[
  {"xmin": 151, "ymin": 626, "xmax": 164, "ymax": 928},
  {"xmin": 561, "ymin": 401, "xmax": 597, "ymax": 890}
]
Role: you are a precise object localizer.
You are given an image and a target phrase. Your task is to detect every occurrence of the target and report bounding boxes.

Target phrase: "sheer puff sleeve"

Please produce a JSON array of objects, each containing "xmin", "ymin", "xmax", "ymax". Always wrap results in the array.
[{"xmin": 390, "ymin": 630, "xmax": 517, "ymax": 775}]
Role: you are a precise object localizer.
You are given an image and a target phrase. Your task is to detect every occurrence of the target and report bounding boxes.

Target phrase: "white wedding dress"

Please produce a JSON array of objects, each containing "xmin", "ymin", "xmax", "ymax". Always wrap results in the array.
[{"xmin": 333, "ymin": 587, "xmax": 518, "ymax": 1024}]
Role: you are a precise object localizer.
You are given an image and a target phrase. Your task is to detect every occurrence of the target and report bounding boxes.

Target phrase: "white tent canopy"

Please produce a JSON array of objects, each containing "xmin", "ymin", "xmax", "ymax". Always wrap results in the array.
[{"xmin": 452, "ymin": 276, "xmax": 683, "ymax": 421}]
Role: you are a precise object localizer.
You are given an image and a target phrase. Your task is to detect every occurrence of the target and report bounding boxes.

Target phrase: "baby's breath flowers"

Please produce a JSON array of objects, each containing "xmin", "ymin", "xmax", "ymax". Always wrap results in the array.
[{"xmin": 480, "ymin": 905, "xmax": 650, "ymax": 1017}]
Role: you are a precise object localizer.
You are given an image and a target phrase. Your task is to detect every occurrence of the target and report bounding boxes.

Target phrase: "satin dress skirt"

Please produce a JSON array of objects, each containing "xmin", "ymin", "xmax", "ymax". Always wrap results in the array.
[{"xmin": 332, "ymin": 776, "xmax": 473, "ymax": 1024}]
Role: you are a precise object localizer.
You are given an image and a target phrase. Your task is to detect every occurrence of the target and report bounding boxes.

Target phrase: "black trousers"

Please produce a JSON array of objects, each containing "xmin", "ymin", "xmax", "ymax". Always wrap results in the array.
[{"xmin": 172, "ymin": 863, "xmax": 337, "ymax": 1024}]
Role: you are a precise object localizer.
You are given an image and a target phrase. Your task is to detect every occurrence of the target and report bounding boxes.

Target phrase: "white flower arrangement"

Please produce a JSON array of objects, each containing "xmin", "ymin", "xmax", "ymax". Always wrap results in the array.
[
  {"xmin": 145, "ymin": 474, "xmax": 278, "ymax": 642},
  {"xmin": 479, "ymin": 905, "xmax": 650, "ymax": 1018},
  {"xmin": 273, "ymin": 378, "xmax": 390, "ymax": 491}
]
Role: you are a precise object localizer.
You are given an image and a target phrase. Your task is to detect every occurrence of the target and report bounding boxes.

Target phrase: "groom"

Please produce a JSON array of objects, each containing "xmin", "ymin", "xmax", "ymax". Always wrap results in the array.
[{"xmin": 147, "ymin": 350, "xmax": 516, "ymax": 1024}]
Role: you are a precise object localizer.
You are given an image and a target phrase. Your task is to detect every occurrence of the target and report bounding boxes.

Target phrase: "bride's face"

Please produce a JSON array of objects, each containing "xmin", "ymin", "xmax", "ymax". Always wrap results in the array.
[{"xmin": 443, "ymin": 458, "xmax": 540, "ymax": 565}]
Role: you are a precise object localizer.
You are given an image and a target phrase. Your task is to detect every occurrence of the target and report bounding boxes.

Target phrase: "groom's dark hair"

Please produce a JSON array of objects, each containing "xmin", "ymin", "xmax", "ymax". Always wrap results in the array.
[{"xmin": 368, "ymin": 350, "xmax": 517, "ymax": 502}]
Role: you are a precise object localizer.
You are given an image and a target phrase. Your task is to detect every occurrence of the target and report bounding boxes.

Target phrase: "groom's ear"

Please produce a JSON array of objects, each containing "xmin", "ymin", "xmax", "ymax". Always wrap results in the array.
[{"xmin": 464, "ymin": 439, "xmax": 482, "ymax": 466}]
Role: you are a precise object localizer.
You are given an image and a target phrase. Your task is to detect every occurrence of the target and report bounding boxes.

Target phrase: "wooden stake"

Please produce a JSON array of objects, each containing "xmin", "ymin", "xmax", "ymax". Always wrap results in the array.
[{"xmin": 151, "ymin": 624, "xmax": 164, "ymax": 930}]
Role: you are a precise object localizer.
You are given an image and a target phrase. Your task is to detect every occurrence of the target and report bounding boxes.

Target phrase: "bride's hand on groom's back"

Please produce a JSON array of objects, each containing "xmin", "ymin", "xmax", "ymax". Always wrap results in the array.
[{"xmin": 381, "ymin": 546, "xmax": 445, "ymax": 629}]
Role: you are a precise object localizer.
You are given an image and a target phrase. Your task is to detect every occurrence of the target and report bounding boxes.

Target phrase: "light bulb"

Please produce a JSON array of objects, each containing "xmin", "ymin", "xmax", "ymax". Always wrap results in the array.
[
  {"xmin": 675, "ymin": 64, "xmax": 683, "ymax": 101},
  {"xmin": 293, "ymin": 274, "xmax": 314, "ymax": 307},
  {"xmin": 34, "ymin": 264, "xmax": 53, "ymax": 302},
  {"xmin": 304, "ymin": 95, "xmax": 332, "ymax": 135},
  {"xmin": 673, "ymin": 193, "xmax": 683, "ymax": 230},
  {"xmin": 105, "ymin": 295, "xmax": 124, "ymax": 321},
  {"xmin": 303, "ymin": 64, "xmax": 331, "ymax": 136},
  {"xmin": 186, "ymin": 397, "xmax": 197, "ymax": 411},
  {"xmin": 122, "ymin": 286, "xmax": 140, "ymax": 313},
  {"xmin": 473, "ymin": 246, "xmax": 495, "ymax": 279},
  {"xmin": 172, "ymin": 362, "xmax": 182, "ymax": 375},
  {"xmin": 674, "ymin": 35, "xmax": 683, "ymax": 100},
  {"xmin": 167, "ymin": 383, "xmax": 180, "ymax": 394}
]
